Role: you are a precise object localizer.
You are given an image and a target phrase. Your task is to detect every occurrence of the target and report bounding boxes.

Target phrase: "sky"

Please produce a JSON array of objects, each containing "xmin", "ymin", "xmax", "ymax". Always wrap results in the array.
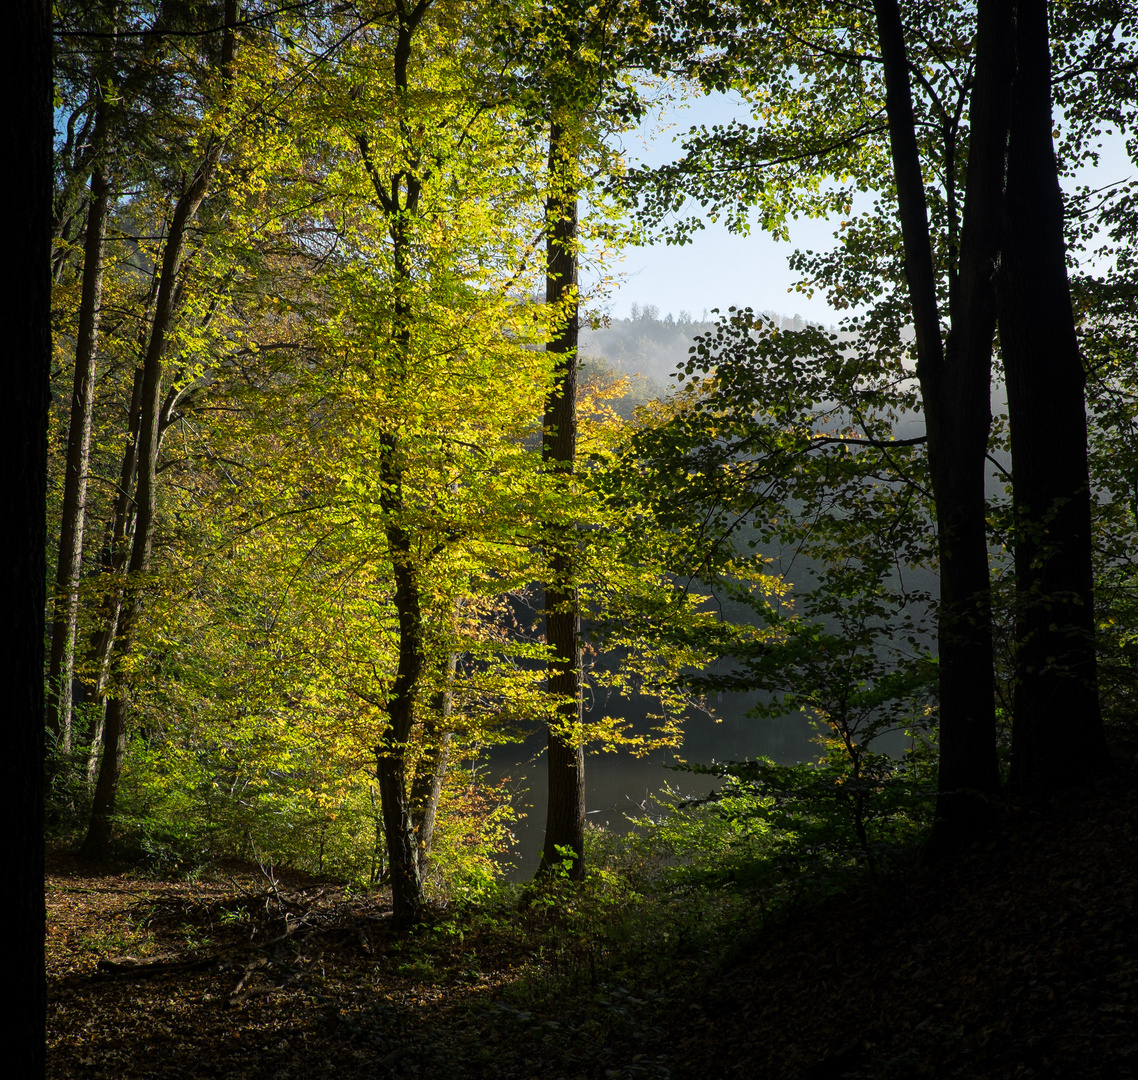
[
  {"xmin": 594, "ymin": 91, "xmax": 851, "ymax": 326},
  {"xmin": 593, "ymin": 89, "xmax": 1135, "ymax": 327}
]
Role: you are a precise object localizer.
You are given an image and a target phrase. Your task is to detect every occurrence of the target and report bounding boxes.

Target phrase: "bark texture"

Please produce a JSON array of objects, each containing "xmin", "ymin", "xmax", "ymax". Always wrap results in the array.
[
  {"xmin": 998, "ymin": 0, "xmax": 1108, "ymax": 791},
  {"xmin": 375, "ymin": 480, "xmax": 427, "ymax": 930},
  {"xmin": 539, "ymin": 116, "xmax": 586, "ymax": 880},
  {"xmin": 873, "ymin": 0, "xmax": 1006, "ymax": 850}
]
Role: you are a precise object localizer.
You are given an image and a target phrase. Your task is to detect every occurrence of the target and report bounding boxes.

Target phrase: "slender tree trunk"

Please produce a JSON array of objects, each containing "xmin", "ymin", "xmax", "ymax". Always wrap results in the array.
[
  {"xmin": 872, "ymin": 0, "xmax": 1008, "ymax": 849},
  {"xmin": 373, "ymin": 239, "xmax": 427, "ymax": 927},
  {"xmin": 357, "ymin": 0, "xmax": 434, "ymax": 930},
  {"xmin": 998, "ymin": 0, "xmax": 1108, "ymax": 791},
  {"xmin": 48, "ymin": 157, "xmax": 109, "ymax": 757},
  {"xmin": 373, "ymin": 190, "xmax": 427, "ymax": 928},
  {"xmin": 539, "ymin": 115, "xmax": 585, "ymax": 880},
  {"xmin": 6, "ymin": 2, "xmax": 51, "ymax": 1074},
  {"xmin": 80, "ymin": 186, "xmax": 210, "ymax": 854},
  {"xmin": 80, "ymin": 695, "xmax": 128, "ymax": 857},
  {"xmin": 375, "ymin": 442, "xmax": 427, "ymax": 927},
  {"xmin": 83, "ymin": 361, "xmax": 145, "ymax": 787},
  {"xmin": 410, "ymin": 651, "xmax": 458, "ymax": 880}
]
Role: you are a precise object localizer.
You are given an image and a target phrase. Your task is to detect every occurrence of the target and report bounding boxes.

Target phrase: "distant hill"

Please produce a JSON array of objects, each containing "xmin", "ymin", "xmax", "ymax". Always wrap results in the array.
[{"xmin": 580, "ymin": 304, "xmax": 822, "ymax": 392}]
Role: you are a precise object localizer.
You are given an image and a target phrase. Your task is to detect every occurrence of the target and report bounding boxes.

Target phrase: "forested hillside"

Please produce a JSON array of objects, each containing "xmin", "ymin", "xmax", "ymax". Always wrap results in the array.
[
  {"xmin": 27, "ymin": 0, "xmax": 1138, "ymax": 1073},
  {"xmin": 580, "ymin": 307, "xmax": 828, "ymax": 392}
]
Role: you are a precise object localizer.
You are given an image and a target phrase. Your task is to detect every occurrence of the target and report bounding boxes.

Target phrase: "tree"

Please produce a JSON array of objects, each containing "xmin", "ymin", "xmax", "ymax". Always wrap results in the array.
[
  {"xmin": 996, "ymin": 0, "xmax": 1109, "ymax": 790},
  {"xmin": 46, "ymin": 0, "xmax": 117, "ymax": 759},
  {"xmin": 627, "ymin": 0, "xmax": 1123, "ymax": 840},
  {"xmin": 873, "ymin": 0, "xmax": 1111, "ymax": 797},
  {"xmin": 4, "ymin": 0, "xmax": 51, "ymax": 1073},
  {"xmin": 869, "ymin": 0, "xmax": 1006, "ymax": 842},
  {"xmin": 540, "ymin": 110, "xmax": 588, "ymax": 878},
  {"xmin": 81, "ymin": 0, "xmax": 241, "ymax": 858},
  {"xmin": 213, "ymin": 0, "xmax": 576, "ymax": 924},
  {"xmin": 629, "ymin": 0, "xmax": 1005, "ymax": 842},
  {"xmin": 50, "ymin": 0, "xmax": 233, "ymax": 785},
  {"xmin": 507, "ymin": 0, "xmax": 658, "ymax": 880}
]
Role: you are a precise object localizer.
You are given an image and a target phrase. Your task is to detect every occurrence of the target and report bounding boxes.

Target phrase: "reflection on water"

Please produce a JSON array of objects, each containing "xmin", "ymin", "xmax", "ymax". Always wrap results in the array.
[{"xmin": 489, "ymin": 691, "xmax": 819, "ymax": 879}]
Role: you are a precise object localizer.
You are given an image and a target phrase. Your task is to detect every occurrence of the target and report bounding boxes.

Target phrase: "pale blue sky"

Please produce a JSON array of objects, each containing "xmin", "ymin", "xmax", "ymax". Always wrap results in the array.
[
  {"xmin": 598, "ymin": 91, "xmax": 850, "ymax": 325},
  {"xmin": 595, "ymin": 90, "xmax": 1134, "ymax": 326}
]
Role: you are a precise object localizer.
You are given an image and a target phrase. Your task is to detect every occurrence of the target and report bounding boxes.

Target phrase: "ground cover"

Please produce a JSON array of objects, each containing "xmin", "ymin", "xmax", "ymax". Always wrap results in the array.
[{"xmin": 47, "ymin": 764, "xmax": 1138, "ymax": 1080}]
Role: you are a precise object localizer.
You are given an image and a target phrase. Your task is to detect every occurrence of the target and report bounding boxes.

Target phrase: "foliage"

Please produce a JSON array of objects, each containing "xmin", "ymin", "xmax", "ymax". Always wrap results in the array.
[
  {"xmin": 45, "ymin": 0, "xmax": 1138, "ymax": 914},
  {"xmin": 46, "ymin": 769, "xmax": 1138, "ymax": 1079},
  {"xmin": 46, "ymin": 0, "xmax": 733, "ymax": 897},
  {"xmin": 599, "ymin": 305, "xmax": 938, "ymax": 861}
]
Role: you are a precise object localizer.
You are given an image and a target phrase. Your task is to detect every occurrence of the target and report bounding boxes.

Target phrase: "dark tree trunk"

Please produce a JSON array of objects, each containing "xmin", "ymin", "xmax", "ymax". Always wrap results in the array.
[
  {"xmin": 4, "ymin": 0, "xmax": 52, "ymax": 1074},
  {"xmin": 356, "ymin": 0, "xmax": 434, "ymax": 931},
  {"xmin": 998, "ymin": 0, "xmax": 1108, "ymax": 791},
  {"xmin": 872, "ymin": 0, "xmax": 1009, "ymax": 849},
  {"xmin": 48, "ymin": 156, "xmax": 109, "ymax": 757},
  {"xmin": 375, "ymin": 481, "xmax": 427, "ymax": 930},
  {"xmin": 538, "ymin": 116, "xmax": 585, "ymax": 880},
  {"xmin": 84, "ymin": 361, "xmax": 145, "ymax": 787},
  {"xmin": 80, "ymin": 172, "xmax": 210, "ymax": 857},
  {"xmin": 80, "ymin": 695, "xmax": 128, "ymax": 857}
]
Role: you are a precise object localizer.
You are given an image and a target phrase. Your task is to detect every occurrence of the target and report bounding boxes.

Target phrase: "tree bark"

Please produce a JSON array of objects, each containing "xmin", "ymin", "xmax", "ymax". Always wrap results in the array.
[
  {"xmin": 375, "ymin": 469, "xmax": 427, "ymax": 930},
  {"xmin": 872, "ymin": 0, "xmax": 1009, "ymax": 850},
  {"xmin": 538, "ymin": 116, "xmax": 586, "ymax": 880},
  {"xmin": 998, "ymin": 0, "xmax": 1109, "ymax": 791},
  {"xmin": 47, "ymin": 156, "xmax": 109, "ymax": 757},
  {"xmin": 83, "ymin": 360, "xmax": 145, "ymax": 787},
  {"xmin": 357, "ymin": 0, "xmax": 434, "ymax": 931},
  {"xmin": 80, "ymin": 695, "xmax": 128, "ymax": 857},
  {"xmin": 410, "ymin": 651, "xmax": 458, "ymax": 880},
  {"xmin": 4, "ymin": 1, "xmax": 52, "ymax": 1074}
]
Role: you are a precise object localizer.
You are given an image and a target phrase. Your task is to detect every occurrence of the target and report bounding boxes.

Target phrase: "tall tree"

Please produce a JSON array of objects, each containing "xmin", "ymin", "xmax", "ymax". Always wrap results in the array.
[
  {"xmin": 870, "ymin": 0, "xmax": 1008, "ymax": 844},
  {"xmin": 997, "ymin": 0, "xmax": 1109, "ymax": 790},
  {"xmin": 347, "ymin": 0, "xmax": 463, "ymax": 926},
  {"xmin": 540, "ymin": 112, "xmax": 586, "ymax": 878},
  {"xmin": 631, "ymin": 0, "xmax": 1008, "ymax": 843},
  {"xmin": 285, "ymin": 0, "xmax": 558, "ymax": 923},
  {"xmin": 47, "ymin": 0, "xmax": 125, "ymax": 761},
  {"xmin": 510, "ymin": 0, "xmax": 656, "ymax": 879},
  {"xmin": 630, "ymin": 0, "xmax": 1123, "ymax": 841},
  {"xmin": 81, "ymin": 0, "xmax": 240, "ymax": 857},
  {"xmin": 4, "ymin": 0, "xmax": 51, "ymax": 1073}
]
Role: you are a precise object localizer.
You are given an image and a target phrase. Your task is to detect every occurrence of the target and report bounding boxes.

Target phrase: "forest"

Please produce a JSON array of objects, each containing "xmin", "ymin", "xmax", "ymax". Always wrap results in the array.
[{"xmin": 11, "ymin": 0, "xmax": 1138, "ymax": 1076}]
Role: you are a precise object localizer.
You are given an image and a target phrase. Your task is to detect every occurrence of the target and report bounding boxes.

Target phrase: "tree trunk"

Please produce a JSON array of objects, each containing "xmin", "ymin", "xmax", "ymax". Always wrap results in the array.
[
  {"xmin": 47, "ymin": 156, "xmax": 109, "ymax": 758},
  {"xmin": 80, "ymin": 695, "xmax": 128, "ymax": 857},
  {"xmin": 872, "ymin": 0, "xmax": 1009, "ymax": 850},
  {"xmin": 357, "ymin": 0, "xmax": 435, "ymax": 930},
  {"xmin": 79, "ymin": 179, "xmax": 208, "ymax": 855},
  {"xmin": 410, "ymin": 651, "xmax": 458, "ymax": 880},
  {"xmin": 376, "ymin": 496, "xmax": 426, "ymax": 930},
  {"xmin": 5, "ymin": 1, "xmax": 52, "ymax": 1074},
  {"xmin": 539, "ymin": 115, "xmax": 585, "ymax": 880},
  {"xmin": 998, "ymin": 0, "xmax": 1108, "ymax": 791},
  {"xmin": 83, "ymin": 361, "xmax": 145, "ymax": 788}
]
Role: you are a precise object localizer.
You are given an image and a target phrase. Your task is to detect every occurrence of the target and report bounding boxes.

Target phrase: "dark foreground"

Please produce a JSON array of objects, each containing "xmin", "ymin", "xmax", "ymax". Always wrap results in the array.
[{"xmin": 48, "ymin": 768, "xmax": 1137, "ymax": 1080}]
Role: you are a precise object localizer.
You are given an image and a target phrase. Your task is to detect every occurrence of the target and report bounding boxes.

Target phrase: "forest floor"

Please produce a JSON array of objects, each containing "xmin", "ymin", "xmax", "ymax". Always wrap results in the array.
[{"xmin": 47, "ymin": 763, "xmax": 1138, "ymax": 1080}]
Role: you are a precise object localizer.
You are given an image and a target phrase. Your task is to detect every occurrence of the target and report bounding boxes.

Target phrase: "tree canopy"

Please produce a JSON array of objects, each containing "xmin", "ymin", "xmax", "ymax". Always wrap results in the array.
[{"xmin": 42, "ymin": 0, "xmax": 1138, "ymax": 927}]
